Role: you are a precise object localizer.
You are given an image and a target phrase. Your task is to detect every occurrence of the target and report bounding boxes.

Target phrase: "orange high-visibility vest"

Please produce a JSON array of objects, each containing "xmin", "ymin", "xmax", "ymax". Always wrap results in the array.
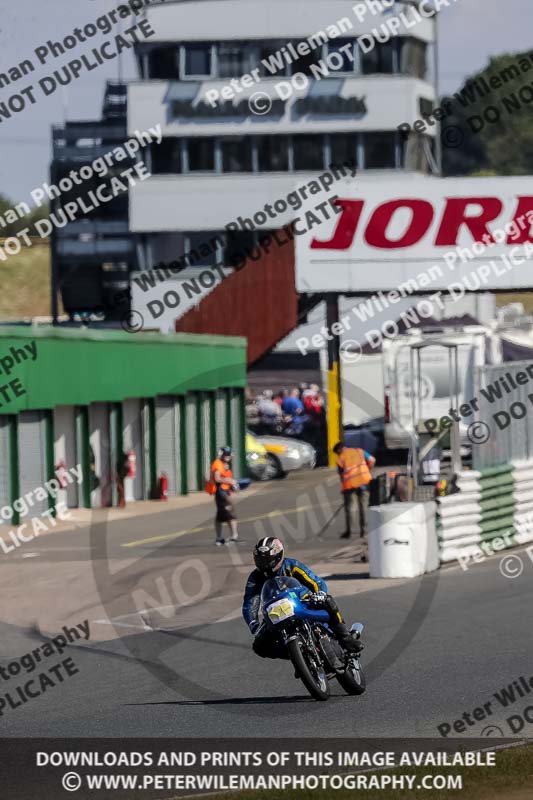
[
  {"xmin": 205, "ymin": 458, "xmax": 233, "ymax": 495},
  {"xmin": 337, "ymin": 447, "xmax": 371, "ymax": 491}
]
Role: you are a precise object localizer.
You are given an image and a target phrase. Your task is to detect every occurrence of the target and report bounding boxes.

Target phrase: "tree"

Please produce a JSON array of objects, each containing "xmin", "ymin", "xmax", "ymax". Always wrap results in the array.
[
  {"xmin": 27, "ymin": 204, "xmax": 50, "ymax": 234},
  {"xmin": 0, "ymin": 193, "xmax": 20, "ymax": 237},
  {"xmin": 442, "ymin": 50, "xmax": 533, "ymax": 176},
  {"xmin": 0, "ymin": 192, "xmax": 49, "ymax": 237}
]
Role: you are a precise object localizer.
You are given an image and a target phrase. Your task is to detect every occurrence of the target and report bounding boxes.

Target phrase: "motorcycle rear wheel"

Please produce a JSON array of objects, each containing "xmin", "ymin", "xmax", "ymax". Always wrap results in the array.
[
  {"xmin": 288, "ymin": 638, "xmax": 330, "ymax": 701},
  {"xmin": 336, "ymin": 658, "xmax": 366, "ymax": 695}
]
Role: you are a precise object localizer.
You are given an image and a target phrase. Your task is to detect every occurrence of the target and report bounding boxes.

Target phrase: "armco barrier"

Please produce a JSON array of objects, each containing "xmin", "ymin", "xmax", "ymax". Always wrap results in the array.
[{"xmin": 438, "ymin": 462, "xmax": 533, "ymax": 562}]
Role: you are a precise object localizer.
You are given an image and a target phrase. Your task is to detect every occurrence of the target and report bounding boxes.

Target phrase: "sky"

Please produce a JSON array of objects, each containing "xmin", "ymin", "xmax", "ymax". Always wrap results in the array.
[{"xmin": 0, "ymin": 0, "xmax": 531, "ymax": 203}]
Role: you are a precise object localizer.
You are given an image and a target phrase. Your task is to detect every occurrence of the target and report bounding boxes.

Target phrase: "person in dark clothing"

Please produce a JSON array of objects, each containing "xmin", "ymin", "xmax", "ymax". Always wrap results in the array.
[{"xmin": 205, "ymin": 446, "xmax": 239, "ymax": 545}]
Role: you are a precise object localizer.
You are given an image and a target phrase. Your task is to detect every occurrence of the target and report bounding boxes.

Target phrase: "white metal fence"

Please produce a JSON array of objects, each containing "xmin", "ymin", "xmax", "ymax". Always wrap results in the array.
[{"xmin": 473, "ymin": 360, "xmax": 533, "ymax": 469}]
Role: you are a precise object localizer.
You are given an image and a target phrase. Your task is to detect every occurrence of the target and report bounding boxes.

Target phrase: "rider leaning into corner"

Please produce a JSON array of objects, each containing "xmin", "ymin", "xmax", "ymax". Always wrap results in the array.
[{"xmin": 242, "ymin": 537, "xmax": 363, "ymax": 658}]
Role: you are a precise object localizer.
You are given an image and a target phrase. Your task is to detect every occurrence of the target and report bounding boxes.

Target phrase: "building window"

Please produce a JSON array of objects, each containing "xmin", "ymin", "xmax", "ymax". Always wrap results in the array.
[
  {"xmin": 258, "ymin": 42, "xmax": 290, "ymax": 77},
  {"xmin": 184, "ymin": 231, "xmax": 224, "ymax": 267},
  {"xmin": 148, "ymin": 133, "xmax": 403, "ymax": 176},
  {"xmin": 151, "ymin": 138, "xmax": 182, "ymax": 174},
  {"xmin": 218, "ymin": 43, "xmax": 249, "ymax": 78},
  {"xmin": 292, "ymin": 134, "xmax": 325, "ymax": 171},
  {"xmin": 329, "ymin": 133, "xmax": 358, "ymax": 168},
  {"xmin": 148, "ymin": 45, "xmax": 179, "ymax": 79},
  {"xmin": 288, "ymin": 40, "xmax": 324, "ymax": 76},
  {"xmin": 181, "ymin": 44, "xmax": 214, "ymax": 78},
  {"xmin": 225, "ymin": 230, "xmax": 258, "ymax": 268},
  {"xmin": 186, "ymin": 138, "xmax": 216, "ymax": 171},
  {"xmin": 256, "ymin": 135, "xmax": 290, "ymax": 172},
  {"xmin": 326, "ymin": 39, "xmax": 357, "ymax": 73},
  {"xmin": 399, "ymin": 38, "xmax": 427, "ymax": 79},
  {"xmin": 221, "ymin": 138, "xmax": 253, "ymax": 172},
  {"xmin": 361, "ymin": 40, "xmax": 394, "ymax": 74},
  {"xmin": 364, "ymin": 132, "xmax": 396, "ymax": 169},
  {"xmin": 400, "ymin": 133, "xmax": 433, "ymax": 173}
]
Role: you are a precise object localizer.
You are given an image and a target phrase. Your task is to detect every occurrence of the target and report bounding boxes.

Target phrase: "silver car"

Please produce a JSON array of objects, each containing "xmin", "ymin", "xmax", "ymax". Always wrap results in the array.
[{"xmin": 255, "ymin": 435, "xmax": 317, "ymax": 479}]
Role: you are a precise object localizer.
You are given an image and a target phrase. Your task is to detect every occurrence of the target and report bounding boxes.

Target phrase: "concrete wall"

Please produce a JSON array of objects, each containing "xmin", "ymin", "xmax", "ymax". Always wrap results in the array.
[{"xmin": 143, "ymin": 0, "xmax": 434, "ymax": 42}]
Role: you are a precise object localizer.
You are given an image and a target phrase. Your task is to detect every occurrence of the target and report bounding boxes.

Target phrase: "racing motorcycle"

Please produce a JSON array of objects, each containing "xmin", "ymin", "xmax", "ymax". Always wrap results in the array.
[{"xmin": 260, "ymin": 575, "xmax": 366, "ymax": 701}]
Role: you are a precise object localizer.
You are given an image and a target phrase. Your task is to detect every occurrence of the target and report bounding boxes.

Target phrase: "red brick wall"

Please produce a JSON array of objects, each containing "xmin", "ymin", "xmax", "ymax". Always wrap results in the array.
[{"xmin": 175, "ymin": 234, "xmax": 297, "ymax": 366}]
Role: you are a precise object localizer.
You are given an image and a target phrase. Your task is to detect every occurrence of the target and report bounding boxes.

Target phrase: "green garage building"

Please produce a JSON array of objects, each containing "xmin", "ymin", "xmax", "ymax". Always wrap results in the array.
[{"xmin": 0, "ymin": 326, "xmax": 246, "ymax": 518}]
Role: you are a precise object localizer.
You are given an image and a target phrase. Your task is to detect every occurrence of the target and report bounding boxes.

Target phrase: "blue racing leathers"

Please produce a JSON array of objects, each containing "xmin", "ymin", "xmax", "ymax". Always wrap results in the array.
[{"xmin": 242, "ymin": 557, "xmax": 327, "ymax": 631}]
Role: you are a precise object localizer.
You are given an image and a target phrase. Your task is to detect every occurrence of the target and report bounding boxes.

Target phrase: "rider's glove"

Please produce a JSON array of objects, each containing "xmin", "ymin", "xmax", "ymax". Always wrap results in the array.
[
  {"xmin": 249, "ymin": 620, "xmax": 262, "ymax": 636},
  {"xmin": 309, "ymin": 591, "xmax": 327, "ymax": 605}
]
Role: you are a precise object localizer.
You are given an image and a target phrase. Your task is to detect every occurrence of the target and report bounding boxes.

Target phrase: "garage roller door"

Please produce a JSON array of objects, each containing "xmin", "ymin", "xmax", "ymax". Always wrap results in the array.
[
  {"xmin": 123, "ymin": 399, "xmax": 144, "ymax": 501},
  {"xmin": 215, "ymin": 391, "xmax": 228, "ymax": 449},
  {"xmin": 185, "ymin": 394, "xmax": 199, "ymax": 492},
  {"xmin": 18, "ymin": 411, "xmax": 48, "ymax": 516},
  {"xmin": 0, "ymin": 417, "xmax": 10, "ymax": 514},
  {"xmin": 174, "ymin": 399, "xmax": 183, "ymax": 494},
  {"xmin": 200, "ymin": 393, "xmax": 214, "ymax": 484},
  {"xmin": 155, "ymin": 396, "xmax": 179, "ymax": 496},
  {"xmin": 89, "ymin": 403, "xmax": 112, "ymax": 508},
  {"xmin": 54, "ymin": 406, "xmax": 78, "ymax": 508},
  {"xmin": 230, "ymin": 390, "xmax": 244, "ymax": 478},
  {"xmin": 141, "ymin": 400, "xmax": 152, "ymax": 498}
]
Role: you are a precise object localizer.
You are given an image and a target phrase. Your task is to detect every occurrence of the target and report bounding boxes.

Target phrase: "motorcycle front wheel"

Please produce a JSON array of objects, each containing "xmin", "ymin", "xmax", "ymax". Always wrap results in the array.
[
  {"xmin": 336, "ymin": 657, "xmax": 366, "ymax": 695},
  {"xmin": 288, "ymin": 638, "xmax": 330, "ymax": 701}
]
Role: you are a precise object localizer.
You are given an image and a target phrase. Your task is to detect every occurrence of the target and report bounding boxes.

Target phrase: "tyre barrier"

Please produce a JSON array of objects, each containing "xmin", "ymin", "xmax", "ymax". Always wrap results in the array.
[{"xmin": 438, "ymin": 461, "xmax": 533, "ymax": 563}]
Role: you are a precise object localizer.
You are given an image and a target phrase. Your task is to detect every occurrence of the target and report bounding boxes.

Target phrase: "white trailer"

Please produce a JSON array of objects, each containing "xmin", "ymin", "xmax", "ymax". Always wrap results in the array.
[
  {"xmin": 341, "ymin": 354, "xmax": 385, "ymax": 426},
  {"xmin": 382, "ymin": 326, "xmax": 500, "ymax": 450}
]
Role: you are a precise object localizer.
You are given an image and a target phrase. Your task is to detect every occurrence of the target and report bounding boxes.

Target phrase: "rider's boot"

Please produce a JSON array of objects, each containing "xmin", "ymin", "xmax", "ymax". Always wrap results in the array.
[
  {"xmin": 324, "ymin": 595, "xmax": 364, "ymax": 654},
  {"xmin": 333, "ymin": 622, "xmax": 364, "ymax": 654}
]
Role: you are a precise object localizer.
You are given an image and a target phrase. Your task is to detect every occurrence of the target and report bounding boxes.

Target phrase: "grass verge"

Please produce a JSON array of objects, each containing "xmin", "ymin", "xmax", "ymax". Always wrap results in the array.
[
  {"xmin": 183, "ymin": 744, "xmax": 533, "ymax": 800},
  {"xmin": 0, "ymin": 243, "xmax": 55, "ymax": 320}
]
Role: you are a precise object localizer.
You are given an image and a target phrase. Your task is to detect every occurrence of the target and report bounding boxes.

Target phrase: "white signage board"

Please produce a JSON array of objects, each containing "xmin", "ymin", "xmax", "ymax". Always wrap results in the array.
[{"xmin": 296, "ymin": 175, "xmax": 533, "ymax": 293}]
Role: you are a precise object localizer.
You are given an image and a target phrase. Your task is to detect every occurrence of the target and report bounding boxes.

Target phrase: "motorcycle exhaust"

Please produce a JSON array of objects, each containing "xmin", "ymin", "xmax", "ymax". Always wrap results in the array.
[{"xmin": 350, "ymin": 622, "xmax": 364, "ymax": 639}]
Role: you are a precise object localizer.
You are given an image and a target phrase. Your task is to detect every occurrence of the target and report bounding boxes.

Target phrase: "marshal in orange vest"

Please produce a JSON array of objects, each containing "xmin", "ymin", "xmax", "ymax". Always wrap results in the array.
[
  {"xmin": 205, "ymin": 458, "xmax": 233, "ymax": 495},
  {"xmin": 336, "ymin": 447, "xmax": 372, "ymax": 491}
]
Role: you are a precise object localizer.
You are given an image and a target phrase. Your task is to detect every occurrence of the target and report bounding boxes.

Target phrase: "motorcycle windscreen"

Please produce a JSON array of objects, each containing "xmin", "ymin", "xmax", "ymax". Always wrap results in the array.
[{"xmin": 260, "ymin": 576, "xmax": 302, "ymax": 605}]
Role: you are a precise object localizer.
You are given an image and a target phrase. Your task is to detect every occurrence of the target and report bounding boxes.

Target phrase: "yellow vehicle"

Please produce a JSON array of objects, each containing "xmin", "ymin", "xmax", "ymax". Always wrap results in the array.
[
  {"xmin": 245, "ymin": 432, "xmax": 269, "ymax": 480},
  {"xmin": 246, "ymin": 431, "xmax": 316, "ymax": 479}
]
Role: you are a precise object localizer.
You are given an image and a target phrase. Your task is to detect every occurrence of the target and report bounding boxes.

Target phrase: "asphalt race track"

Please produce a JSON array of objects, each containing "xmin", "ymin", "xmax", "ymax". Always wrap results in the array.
[{"xmin": 1, "ymin": 469, "xmax": 532, "ymax": 740}]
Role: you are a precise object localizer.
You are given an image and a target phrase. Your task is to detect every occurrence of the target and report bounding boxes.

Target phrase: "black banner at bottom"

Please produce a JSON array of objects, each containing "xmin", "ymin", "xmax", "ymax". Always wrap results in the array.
[{"xmin": 0, "ymin": 737, "xmax": 527, "ymax": 799}]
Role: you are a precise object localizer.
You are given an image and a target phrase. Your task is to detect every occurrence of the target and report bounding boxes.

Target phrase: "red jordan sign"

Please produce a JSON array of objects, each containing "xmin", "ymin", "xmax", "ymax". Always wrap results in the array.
[{"xmin": 296, "ymin": 176, "xmax": 533, "ymax": 293}]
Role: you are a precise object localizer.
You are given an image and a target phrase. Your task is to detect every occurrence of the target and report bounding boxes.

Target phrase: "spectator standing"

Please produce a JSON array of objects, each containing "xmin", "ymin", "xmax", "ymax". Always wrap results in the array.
[
  {"xmin": 257, "ymin": 390, "xmax": 283, "ymax": 433},
  {"xmin": 303, "ymin": 384, "xmax": 324, "ymax": 421},
  {"xmin": 245, "ymin": 391, "xmax": 260, "ymax": 428},
  {"xmin": 282, "ymin": 388, "xmax": 308, "ymax": 436},
  {"xmin": 273, "ymin": 390, "xmax": 284, "ymax": 407},
  {"xmin": 282, "ymin": 388, "xmax": 304, "ymax": 416}
]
